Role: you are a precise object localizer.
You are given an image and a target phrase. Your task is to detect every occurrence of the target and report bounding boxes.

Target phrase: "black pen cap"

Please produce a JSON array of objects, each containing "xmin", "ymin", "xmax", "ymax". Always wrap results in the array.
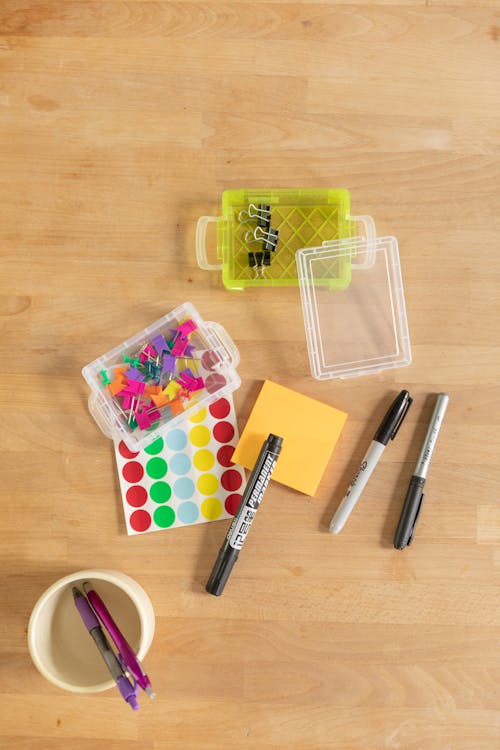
[
  {"xmin": 394, "ymin": 475, "xmax": 425, "ymax": 550},
  {"xmin": 266, "ymin": 434, "xmax": 283, "ymax": 453},
  {"xmin": 206, "ymin": 546, "xmax": 239, "ymax": 596},
  {"xmin": 374, "ymin": 390, "xmax": 412, "ymax": 445}
]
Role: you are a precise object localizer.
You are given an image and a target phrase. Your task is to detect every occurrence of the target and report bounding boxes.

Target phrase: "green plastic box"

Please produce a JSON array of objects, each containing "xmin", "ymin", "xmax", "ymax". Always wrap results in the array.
[{"xmin": 196, "ymin": 188, "xmax": 375, "ymax": 290}]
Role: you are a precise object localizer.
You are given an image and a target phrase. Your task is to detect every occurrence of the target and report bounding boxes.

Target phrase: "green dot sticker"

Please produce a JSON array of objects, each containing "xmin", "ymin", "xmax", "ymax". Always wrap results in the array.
[
  {"xmin": 145, "ymin": 437, "xmax": 164, "ymax": 455},
  {"xmin": 150, "ymin": 481, "xmax": 172, "ymax": 504},
  {"xmin": 153, "ymin": 505, "xmax": 175, "ymax": 528},
  {"xmin": 146, "ymin": 457, "xmax": 168, "ymax": 479}
]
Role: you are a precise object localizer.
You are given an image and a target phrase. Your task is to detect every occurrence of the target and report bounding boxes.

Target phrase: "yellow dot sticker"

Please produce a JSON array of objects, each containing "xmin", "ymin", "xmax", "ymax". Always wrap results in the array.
[
  {"xmin": 197, "ymin": 473, "xmax": 219, "ymax": 496},
  {"xmin": 193, "ymin": 449, "xmax": 215, "ymax": 472},
  {"xmin": 188, "ymin": 408, "xmax": 207, "ymax": 424},
  {"xmin": 201, "ymin": 498, "xmax": 223, "ymax": 520},
  {"xmin": 189, "ymin": 425, "xmax": 210, "ymax": 447}
]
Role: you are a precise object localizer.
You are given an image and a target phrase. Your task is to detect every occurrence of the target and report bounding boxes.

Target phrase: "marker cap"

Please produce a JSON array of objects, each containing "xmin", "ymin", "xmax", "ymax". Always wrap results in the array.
[
  {"xmin": 205, "ymin": 546, "xmax": 239, "ymax": 596},
  {"xmin": 374, "ymin": 390, "xmax": 412, "ymax": 445}
]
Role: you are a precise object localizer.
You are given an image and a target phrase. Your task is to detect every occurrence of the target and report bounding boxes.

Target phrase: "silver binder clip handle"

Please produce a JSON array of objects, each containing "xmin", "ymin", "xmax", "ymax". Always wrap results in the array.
[{"xmin": 238, "ymin": 203, "xmax": 271, "ymax": 224}]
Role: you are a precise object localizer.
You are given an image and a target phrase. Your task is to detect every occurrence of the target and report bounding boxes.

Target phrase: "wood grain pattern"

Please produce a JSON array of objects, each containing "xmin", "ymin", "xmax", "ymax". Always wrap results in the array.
[{"xmin": 1, "ymin": 1, "xmax": 500, "ymax": 748}]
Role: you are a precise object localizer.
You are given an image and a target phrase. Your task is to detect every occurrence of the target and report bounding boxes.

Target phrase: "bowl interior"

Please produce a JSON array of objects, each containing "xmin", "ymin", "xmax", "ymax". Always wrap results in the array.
[{"xmin": 30, "ymin": 576, "xmax": 142, "ymax": 691}]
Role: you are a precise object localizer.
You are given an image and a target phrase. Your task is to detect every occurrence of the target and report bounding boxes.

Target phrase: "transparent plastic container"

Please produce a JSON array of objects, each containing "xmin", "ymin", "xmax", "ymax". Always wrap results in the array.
[
  {"xmin": 296, "ymin": 236, "xmax": 412, "ymax": 380},
  {"xmin": 82, "ymin": 302, "xmax": 241, "ymax": 450},
  {"xmin": 196, "ymin": 188, "xmax": 375, "ymax": 290}
]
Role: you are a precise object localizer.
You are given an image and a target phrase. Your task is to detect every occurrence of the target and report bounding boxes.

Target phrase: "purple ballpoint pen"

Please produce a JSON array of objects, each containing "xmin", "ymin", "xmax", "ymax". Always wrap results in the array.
[
  {"xmin": 82, "ymin": 581, "xmax": 156, "ymax": 698},
  {"xmin": 72, "ymin": 587, "xmax": 139, "ymax": 710}
]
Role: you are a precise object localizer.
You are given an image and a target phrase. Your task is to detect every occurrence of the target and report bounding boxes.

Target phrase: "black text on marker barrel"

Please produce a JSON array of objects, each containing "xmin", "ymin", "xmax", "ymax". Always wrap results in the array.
[{"xmin": 205, "ymin": 433, "xmax": 283, "ymax": 596}]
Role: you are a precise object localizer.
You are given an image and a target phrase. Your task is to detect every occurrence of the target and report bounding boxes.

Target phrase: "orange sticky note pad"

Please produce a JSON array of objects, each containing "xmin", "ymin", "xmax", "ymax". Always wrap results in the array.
[{"xmin": 232, "ymin": 380, "xmax": 348, "ymax": 496}]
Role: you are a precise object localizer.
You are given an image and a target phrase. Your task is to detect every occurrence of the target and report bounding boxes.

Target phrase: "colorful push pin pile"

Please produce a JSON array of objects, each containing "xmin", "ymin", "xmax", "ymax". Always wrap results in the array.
[{"xmin": 100, "ymin": 318, "xmax": 206, "ymax": 432}]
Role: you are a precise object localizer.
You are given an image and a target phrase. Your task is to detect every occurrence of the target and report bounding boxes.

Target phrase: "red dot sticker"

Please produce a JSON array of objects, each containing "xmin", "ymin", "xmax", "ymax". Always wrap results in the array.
[
  {"xmin": 225, "ymin": 493, "xmax": 242, "ymax": 516},
  {"xmin": 126, "ymin": 485, "xmax": 148, "ymax": 507},
  {"xmin": 217, "ymin": 444, "xmax": 235, "ymax": 467},
  {"xmin": 209, "ymin": 398, "xmax": 231, "ymax": 419},
  {"xmin": 213, "ymin": 421, "xmax": 234, "ymax": 443},
  {"xmin": 129, "ymin": 509, "xmax": 151, "ymax": 532},
  {"xmin": 205, "ymin": 373, "xmax": 227, "ymax": 394},
  {"xmin": 221, "ymin": 469, "xmax": 243, "ymax": 492},
  {"xmin": 201, "ymin": 350, "xmax": 221, "ymax": 371},
  {"xmin": 118, "ymin": 441, "xmax": 139, "ymax": 459},
  {"xmin": 122, "ymin": 461, "xmax": 144, "ymax": 483}
]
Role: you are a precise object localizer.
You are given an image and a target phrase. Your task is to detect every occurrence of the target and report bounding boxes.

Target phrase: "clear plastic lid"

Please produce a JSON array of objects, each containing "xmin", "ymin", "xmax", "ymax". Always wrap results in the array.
[{"xmin": 296, "ymin": 236, "xmax": 412, "ymax": 380}]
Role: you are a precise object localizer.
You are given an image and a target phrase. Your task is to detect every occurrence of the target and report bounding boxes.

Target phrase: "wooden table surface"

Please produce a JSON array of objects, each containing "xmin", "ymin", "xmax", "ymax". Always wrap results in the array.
[{"xmin": 1, "ymin": 2, "xmax": 499, "ymax": 748}]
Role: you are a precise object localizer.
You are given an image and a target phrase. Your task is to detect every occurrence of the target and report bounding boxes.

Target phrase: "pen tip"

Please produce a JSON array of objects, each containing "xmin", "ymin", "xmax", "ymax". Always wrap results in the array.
[
  {"xmin": 145, "ymin": 686, "xmax": 156, "ymax": 699},
  {"xmin": 71, "ymin": 586, "xmax": 82, "ymax": 599},
  {"xmin": 82, "ymin": 581, "xmax": 91, "ymax": 593}
]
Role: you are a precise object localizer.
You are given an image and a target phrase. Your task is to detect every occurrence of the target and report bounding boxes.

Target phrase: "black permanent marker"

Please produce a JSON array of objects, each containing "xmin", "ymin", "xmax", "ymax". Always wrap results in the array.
[{"xmin": 205, "ymin": 433, "xmax": 283, "ymax": 596}]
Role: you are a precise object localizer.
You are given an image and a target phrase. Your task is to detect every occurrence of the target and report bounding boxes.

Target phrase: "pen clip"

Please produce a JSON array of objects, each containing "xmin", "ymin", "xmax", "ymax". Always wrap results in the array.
[
  {"xmin": 390, "ymin": 396, "xmax": 413, "ymax": 440},
  {"xmin": 406, "ymin": 491, "xmax": 424, "ymax": 546},
  {"xmin": 117, "ymin": 651, "xmax": 138, "ymax": 689}
]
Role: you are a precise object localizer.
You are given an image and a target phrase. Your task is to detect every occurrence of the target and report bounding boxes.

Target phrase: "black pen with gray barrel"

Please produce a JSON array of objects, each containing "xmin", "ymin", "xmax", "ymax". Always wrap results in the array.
[{"xmin": 394, "ymin": 393, "xmax": 449, "ymax": 550}]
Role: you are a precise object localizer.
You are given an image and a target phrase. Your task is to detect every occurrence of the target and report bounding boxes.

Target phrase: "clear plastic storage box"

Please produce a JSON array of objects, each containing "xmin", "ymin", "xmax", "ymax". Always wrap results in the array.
[
  {"xmin": 196, "ymin": 188, "xmax": 375, "ymax": 290},
  {"xmin": 82, "ymin": 302, "xmax": 241, "ymax": 450},
  {"xmin": 296, "ymin": 236, "xmax": 412, "ymax": 380}
]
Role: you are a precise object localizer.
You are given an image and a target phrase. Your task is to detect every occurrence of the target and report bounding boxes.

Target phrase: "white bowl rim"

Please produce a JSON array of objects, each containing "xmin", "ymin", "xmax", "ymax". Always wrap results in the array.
[{"xmin": 27, "ymin": 568, "xmax": 152, "ymax": 693}]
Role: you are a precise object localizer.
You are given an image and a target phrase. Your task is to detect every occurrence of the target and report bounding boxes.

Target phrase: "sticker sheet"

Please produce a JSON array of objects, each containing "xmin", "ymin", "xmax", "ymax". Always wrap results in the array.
[{"xmin": 114, "ymin": 396, "xmax": 245, "ymax": 534}]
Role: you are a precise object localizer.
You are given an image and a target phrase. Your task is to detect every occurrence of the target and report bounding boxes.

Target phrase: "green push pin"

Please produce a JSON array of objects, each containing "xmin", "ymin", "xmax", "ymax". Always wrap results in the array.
[
  {"xmin": 123, "ymin": 355, "xmax": 141, "ymax": 368},
  {"xmin": 99, "ymin": 369, "xmax": 112, "ymax": 385}
]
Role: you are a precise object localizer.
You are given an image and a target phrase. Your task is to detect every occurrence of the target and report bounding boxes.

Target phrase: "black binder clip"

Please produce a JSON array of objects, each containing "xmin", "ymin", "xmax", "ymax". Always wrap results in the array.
[
  {"xmin": 245, "ymin": 226, "xmax": 279, "ymax": 253},
  {"xmin": 238, "ymin": 203, "xmax": 271, "ymax": 227},
  {"xmin": 248, "ymin": 250, "xmax": 264, "ymax": 276},
  {"xmin": 245, "ymin": 226, "xmax": 279, "ymax": 276},
  {"xmin": 241, "ymin": 203, "xmax": 279, "ymax": 274}
]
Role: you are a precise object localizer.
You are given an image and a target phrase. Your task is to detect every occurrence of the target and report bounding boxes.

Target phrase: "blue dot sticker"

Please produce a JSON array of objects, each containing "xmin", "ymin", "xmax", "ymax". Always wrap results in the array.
[
  {"xmin": 177, "ymin": 501, "xmax": 199, "ymax": 524},
  {"xmin": 173, "ymin": 477, "xmax": 195, "ymax": 500},
  {"xmin": 166, "ymin": 428, "xmax": 187, "ymax": 451},
  {"xmin": 169, "ymin": 453, "xmax": 192, "ymax": 475}
]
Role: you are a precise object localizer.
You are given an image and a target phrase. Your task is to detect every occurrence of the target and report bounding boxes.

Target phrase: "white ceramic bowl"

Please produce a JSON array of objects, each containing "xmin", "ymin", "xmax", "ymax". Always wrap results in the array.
[{"xmin": 27, "ymin": 569, "xmax": 155, "ymax": 693}]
